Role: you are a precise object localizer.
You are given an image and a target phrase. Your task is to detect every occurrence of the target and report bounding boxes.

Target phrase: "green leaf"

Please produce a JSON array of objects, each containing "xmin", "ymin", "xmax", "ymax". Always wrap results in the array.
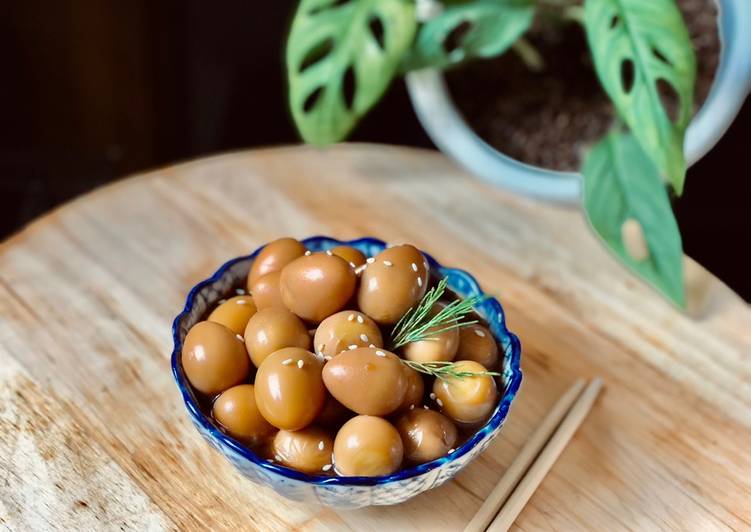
[
  {"xmin": 582, "ymin": 132, "xmax": 685, "ymax": 307},
  {"xmin": 286, "ymin": 0, "xmax": 416, "ymax": 144},
  {"xmin": 403, "ymin": 0, "xmax": 535, "ymax": 71},
  {"xmin": 583, "ymin": 0, "xmax": 696, "ymax": 195}
]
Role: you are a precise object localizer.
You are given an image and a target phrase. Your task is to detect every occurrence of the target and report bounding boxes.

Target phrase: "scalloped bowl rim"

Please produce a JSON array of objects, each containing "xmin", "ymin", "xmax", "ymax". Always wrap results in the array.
[{"xmin": 171, "ymin": 236, "xmax": 522, "ymax": 487}]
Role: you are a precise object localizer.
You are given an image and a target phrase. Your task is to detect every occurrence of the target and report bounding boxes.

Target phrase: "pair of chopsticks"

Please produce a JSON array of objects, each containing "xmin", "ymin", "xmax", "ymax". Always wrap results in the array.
[{"xmin": 464, "ymin": 378, "xmax": 603, "ymax": 532}]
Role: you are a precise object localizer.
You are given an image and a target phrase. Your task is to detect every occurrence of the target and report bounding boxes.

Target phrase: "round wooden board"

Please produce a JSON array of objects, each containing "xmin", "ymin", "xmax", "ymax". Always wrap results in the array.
[{"xmin": 0, "ymin": 144, "xmax": 749, "ymax": 531}]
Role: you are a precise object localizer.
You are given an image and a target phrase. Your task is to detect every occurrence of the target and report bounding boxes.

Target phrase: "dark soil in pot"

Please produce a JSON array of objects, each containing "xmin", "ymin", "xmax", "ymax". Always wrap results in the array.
[{"xmin": 445, "ymin": 0, "xmax": 720, "ymax": 171}]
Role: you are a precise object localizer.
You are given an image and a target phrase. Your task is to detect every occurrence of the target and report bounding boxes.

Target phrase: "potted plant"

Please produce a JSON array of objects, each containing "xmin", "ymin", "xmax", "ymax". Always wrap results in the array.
[{"xmin": 284, "ymin": 0, "xmax": 751, "ymax": 307}]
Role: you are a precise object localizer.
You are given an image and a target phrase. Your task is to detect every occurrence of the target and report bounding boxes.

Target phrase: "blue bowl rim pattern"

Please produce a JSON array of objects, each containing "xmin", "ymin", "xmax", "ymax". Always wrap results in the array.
[{"xmin": 171, "ymin": 236, "xmax": 522, "ymax": 487}]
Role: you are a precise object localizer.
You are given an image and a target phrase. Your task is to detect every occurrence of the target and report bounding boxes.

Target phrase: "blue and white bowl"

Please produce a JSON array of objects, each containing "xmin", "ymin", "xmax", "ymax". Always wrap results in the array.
[{"xmin": 171, "ymin": 236, "xmax": 522, "ymax": 508}]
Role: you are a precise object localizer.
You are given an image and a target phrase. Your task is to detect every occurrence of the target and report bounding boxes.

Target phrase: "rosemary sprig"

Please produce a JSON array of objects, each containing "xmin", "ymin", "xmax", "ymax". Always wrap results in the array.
[
  {"xmin": 391, "ymin": 277, "xmax": 486, "ymax": 348},
  {"xmin": 402, "ymin": 360, "xmax": 501, "ymax": 381}
]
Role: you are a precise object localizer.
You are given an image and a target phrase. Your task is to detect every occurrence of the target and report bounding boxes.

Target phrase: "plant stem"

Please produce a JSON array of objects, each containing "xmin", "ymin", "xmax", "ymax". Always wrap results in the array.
[
  {"xmin": 402, "ymin": 360, "xmax": 501, "ymax": 380},
  {"xmin": 512, "ymin": 38, "xmax": 545, "ymax": 72}
]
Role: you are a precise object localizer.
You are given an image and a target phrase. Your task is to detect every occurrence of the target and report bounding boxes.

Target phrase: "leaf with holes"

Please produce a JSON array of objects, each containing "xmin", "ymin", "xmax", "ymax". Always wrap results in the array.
[
  {"xmin": 286, "ymin": 0, "xmax": 416, "ymax": 144},
  {"xmin": 403, "ymin": 0, "xmax": 535, "ymax": 71},
  {"xmin": 582, "ymin": 131, "xmax": 685, "ymax": 307},
  {"xmin": 584, "ymin": 0, "xmax": 696, "ymax": 195}
]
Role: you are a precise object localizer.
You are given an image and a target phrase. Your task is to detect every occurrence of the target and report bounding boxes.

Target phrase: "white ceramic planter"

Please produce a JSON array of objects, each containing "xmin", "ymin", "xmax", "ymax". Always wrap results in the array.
[{"xmin": 406, "ymin": 0, "xmax": 751, "ymax": 203}]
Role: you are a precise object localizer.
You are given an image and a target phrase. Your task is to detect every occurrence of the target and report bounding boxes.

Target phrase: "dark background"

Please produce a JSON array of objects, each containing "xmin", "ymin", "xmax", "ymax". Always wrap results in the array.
[{"xmin": 1, "ymin": 2, "xmax": 748, "ymax": 300}]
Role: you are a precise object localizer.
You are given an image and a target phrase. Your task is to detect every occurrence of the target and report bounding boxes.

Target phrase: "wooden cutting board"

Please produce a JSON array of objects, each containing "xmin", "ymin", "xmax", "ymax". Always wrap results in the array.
[{"xmin": 0, "ymin": 144, "xmax": 749, "ymax": 531}]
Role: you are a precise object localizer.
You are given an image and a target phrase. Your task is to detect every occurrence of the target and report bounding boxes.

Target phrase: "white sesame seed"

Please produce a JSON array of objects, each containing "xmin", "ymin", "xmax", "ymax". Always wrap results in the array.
[
  {"xmin": 235, "ymin": 334, "xmax": 244, "ymax": 342},
  {"xmin": 282, "ymin": 358, "xmax": 293, "ymax": 366},
  {"xmin": 318, "ymin": 441, "xmax": 325, "ymax": 451},
  {"xmin": 423, "ymin": 405, "xmax": 429, "ymax": 410},
  {"xmin": 436, "ymin": 398, "xmax": 444, "ymax": 407},
  {"xmin": 275, "ymin": 454, "xmax": 283, "ymax": 461},
  {"xmin": 347, "ymin": 314, "xmax": 355, "ymax": 322},
  {"xmin": 417, "ymin": 277, "xmax": 423, "ymax": 287},
  {"xmin": 305, "ymin": 250, "xmax": 312, "ymax": 256},
  {"xmin": 360, "ymin": 334, "xmax": 368, "ymax": 342},
  {"xmin": 375, "ymin": 350, "xmax": 386, "ymax": 357},
  {"xmin": 474, "ymin": 329, "xmax": 486, "ymax": 337},
  {"xmin": 217, "ymin": 299, "xmax": 226, "ymax": 305},
  {"xmin": 348, "ymin": 345, "xmax": 358, "ymax": 350},
  {"xmin": 235, "ymin": 288, "xmax": 246, "ymax": 295},
  {"xmin": 448, "ymin": 448, "xmax": 455, "ymax": 454},
  {"xmin": 356, "ymin": 315, "xmax": 364, "ymax": 324},
  {"xmin": 349, "ymin": 262, "xmax": 356, "ymax": 268},
  {"xmin": 429, "ymin": 392, "xmax": 436, "ymax": 400},
  {"xmin": 322, "ymin": 464, "xmax": 332, "ymax": 472},
  {"xmin": 409, "ymin": 404, "xmax": 415, "ymax": 410},
  {"xmin": 369, "ymin": 344, "xmax": 376, "ymax": 348},
  {"xmin": 366, "ymin": 257, "xmax": 375, "ymax": 264},
  {"xmin": 383, "ymin": 260, "xmax": 393, "ymax": 267},
  {"xmin": 326, "ymin": 250, "xmax": 333, "ymax": 256},
  {"xmin": 411, "ymin": 262, "xmax": 418, "ymax": 272},
  {"xmin": 297, "ymin": 360, "xmax": 304, "ymax": 369}
]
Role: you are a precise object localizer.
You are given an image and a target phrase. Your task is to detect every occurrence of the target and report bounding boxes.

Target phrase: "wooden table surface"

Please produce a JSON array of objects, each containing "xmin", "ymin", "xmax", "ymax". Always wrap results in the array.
[{"xmin": 0, "ymin": 145, "xmax": 749, "ymax": 531}]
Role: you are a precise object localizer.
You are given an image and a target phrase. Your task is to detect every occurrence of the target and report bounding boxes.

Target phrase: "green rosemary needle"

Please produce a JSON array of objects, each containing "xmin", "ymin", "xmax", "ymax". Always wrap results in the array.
[
  {"xmin": 391, "ymin": 277, "xmax": 487, "ymax": 348},
  {"xmin": 402, "ymin": 360, "xmax": 501, "ymax": 381}
]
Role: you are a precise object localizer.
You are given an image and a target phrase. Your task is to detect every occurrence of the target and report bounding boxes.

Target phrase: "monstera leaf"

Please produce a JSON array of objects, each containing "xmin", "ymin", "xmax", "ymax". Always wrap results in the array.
[
  {"xmin": 287, "ymin": 0, "xmax": 416, "ymax": 144},
  {"xmin": 584, "ymin": 0, "xmax": 696, "ymax": 195},
  {"xmin": 582, "ymin": 132, "xmax": 685, "ymax": 307},
  {"xmin": 404, "ymin": 0, "xmax": 535, "ymax": 71}
]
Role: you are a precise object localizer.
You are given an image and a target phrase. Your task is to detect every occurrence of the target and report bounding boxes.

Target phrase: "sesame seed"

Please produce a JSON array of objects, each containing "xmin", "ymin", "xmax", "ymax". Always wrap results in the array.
[
  {"xmin": 417, "ymin": 277, "xmax": 423, "ymax": 287},
  {"xmin": 409, "ymin": 404, "xmax": 415, "ymax": 410},
  {"xmin": 366, "ymin": 257, "xmax": 375, "ymax": 264},
  {"xmin": 297, "ymin": 360, "xmax": 305, "ymax": 369},
  {"xmin": 383, "ymin": 260, "xmax": 393, "ymax": 267},
  {"xmin": 305, "ymin": 250, "xmax": 312, "ymax": 256},
  {"xmin": 448, "ymin": 448, "xmax": 455, "ymax": 454},
  {"xmin": 348, "ymin": 345, "xmax": 358, "ymax": 350},
  {"xmin": 411, "ymin": 262, "xmax": 418, "ymax": 272},
  {"xmin": 423, "ymin": 405, "xmax": 429, "ymax": 410},
  {"xmin": 235, "ymin": 288, "xmax": 246, "ymax": 295},
  {"xmin": 369, "ymin": 344, "xmax": 376, "ymax": 348},
  {"xmin": 436, "ymin": 398, "xmax": 444, "ymax": 407},
  {"xmin": 325, "ymin": 250, "xmax": 333, "ymax": 256},
  {"xmin": 217, "ymin": 299, "xmax": 226, "ymax": 305},
  {"xmin": 474, "ymin": 329, "xmax": 486, "ymax": 337},
  {"xmin": 349, "ymin": 262, "xmax": 356, "ymax": 268},
  {"xmin": 347, "ymin": 314, "xmax": 355, "ymax": 322},
  {"xmin": 275, "ymin": 454, "xmax": 283, "ymax": 461},
  {"xmin": 322, "ymin": 464, "xmax": 332, "ymax": 472},
  {"xmin": 282, "ymin": 358, "xmax": 293, "ymax": 366},
  {"xmin": 318, "ymin": 441, "xmax": 325, "ymax": 451},
  {"xmin": 375, "ymin": 350, "xmax": 386, "ymax": 357},
  {"xmin": 236, "ymin": 299, "xmax": 247, "ymax": 305},
  {"xmin": 429, "ymin": 392, "xmax": 436, "ymax": 400},
  {"xmin": 360, "ymin": 334, "xmax": 368, "ymax": 342},
  {"xmin": 356, "ymin": 315, "xmax": 364, "ymax": 324},
  {"xmin": 235, "ymin": 334, "xmax": 244, "ymax": 342}
]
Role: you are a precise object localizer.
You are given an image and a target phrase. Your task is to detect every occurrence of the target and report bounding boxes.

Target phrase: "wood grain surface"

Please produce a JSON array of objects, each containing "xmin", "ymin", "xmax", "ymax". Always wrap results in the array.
[{"xmin": 0, "ymin": 145, "xmax": 749, "ymax": 531}]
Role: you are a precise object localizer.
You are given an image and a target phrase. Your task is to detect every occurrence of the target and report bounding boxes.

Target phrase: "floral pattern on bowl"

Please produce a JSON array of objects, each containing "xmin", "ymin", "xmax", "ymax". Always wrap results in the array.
[{"xmin": 171, "ymin": 236, "xmax": 522, "ymax": 508}]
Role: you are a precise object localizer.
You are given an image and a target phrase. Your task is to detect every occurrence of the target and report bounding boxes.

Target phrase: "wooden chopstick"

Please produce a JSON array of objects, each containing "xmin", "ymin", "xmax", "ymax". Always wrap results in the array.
[
  {"xmin": 463, "ymin": 378, "xmax": 587, "ymax": 532},
  {"xmin": 487, "ymin": 378, "xmax": 603, "ymax": 532}
]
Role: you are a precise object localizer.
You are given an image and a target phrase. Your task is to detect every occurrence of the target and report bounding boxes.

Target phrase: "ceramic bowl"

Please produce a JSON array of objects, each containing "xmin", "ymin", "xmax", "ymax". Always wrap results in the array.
[{"xmin": 171, "ymin": 236, "xmax": 522, "ymax": 508}]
